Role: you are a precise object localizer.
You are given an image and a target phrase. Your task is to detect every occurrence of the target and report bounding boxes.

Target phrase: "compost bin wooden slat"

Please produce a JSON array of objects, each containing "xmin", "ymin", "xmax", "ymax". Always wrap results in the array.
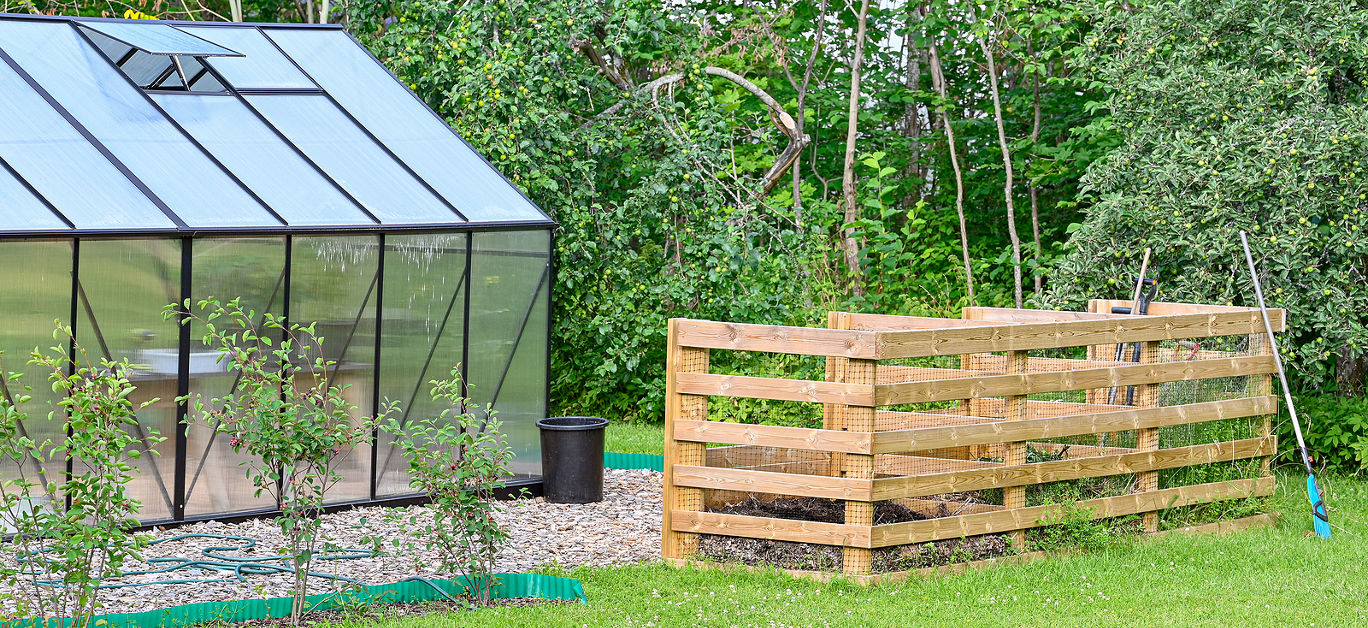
[
  {"xmin": 871, "ymin": 396, "xmax": 1276, "ymax": 453},
  {"xmin": 874, "ymin": 355, "xmax": 1277, "ymax": 405},
  {"xmin": 871, "ymin": 437, "xmax": 1274, "ymax": 500},
  {"xmin": 673, "ymin": 420, "xmax": 873, "ymax": 454},
  {"xmin": 671, "ymin": 510, "xmax": 872, "ymax": 547},
  {"xmin": 868, "ymin": 476, "xmax": 1275, "ymax": 547},
  {"xmin": 675, "ymin": 372, "xmax": 876, "ymax": 405},
  {"xmin": 873, "ymin": 309, "xmax": 1284, "ymax": 359},
  {"xmin": 673, "ymin": 319, "xmax": 880, "ymax": 358},
  {"xmin": 672, "ymin": 464, "xmax": 873, "ymax": 501}
]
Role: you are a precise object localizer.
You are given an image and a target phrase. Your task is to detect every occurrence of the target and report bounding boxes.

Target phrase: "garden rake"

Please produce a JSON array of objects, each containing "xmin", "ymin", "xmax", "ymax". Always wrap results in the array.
[{"xmin": 1239, "ymin": 230, "xmax": 1331, "ymax": 539}]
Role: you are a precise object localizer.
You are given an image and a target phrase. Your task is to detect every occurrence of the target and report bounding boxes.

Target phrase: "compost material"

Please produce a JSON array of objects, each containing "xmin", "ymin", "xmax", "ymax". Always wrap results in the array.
[{"xmin": 696, "ymin": 496, "xmax": 1015, "ymax": 573}]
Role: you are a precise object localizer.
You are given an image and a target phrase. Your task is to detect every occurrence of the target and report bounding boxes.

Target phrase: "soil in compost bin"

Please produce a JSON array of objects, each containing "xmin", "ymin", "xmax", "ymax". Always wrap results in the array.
[
  {"xmin": 707, "ymin": 496, "xmax": 927, "ymax": 524},
  {"xmin": 696, "ymin": 497, "xmax": 1016, "ymax": 573},
  {"xmin": 695, "ymin": 534, "xmax": 1017, "ymax": 574},
  {"xmin": 227, "ymin": 597, "xmax": 571, "ymax": 626}
]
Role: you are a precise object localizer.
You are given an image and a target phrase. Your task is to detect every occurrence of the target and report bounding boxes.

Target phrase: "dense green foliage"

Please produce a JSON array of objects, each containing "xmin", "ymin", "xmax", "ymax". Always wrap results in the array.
[
  {"xmin": 1046, "ymin": 0, "xmax": 1368, "ymax": 391},
  {"xmin": 18, "ymin": 2, "xmax": 1364, "ymax": 450}
]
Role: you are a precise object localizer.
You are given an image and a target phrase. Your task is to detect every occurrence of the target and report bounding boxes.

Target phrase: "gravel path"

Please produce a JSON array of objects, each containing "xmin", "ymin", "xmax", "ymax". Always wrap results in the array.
[{"xmin": 0, "ymin": 469, "xmax": 663, "ymax": 617}]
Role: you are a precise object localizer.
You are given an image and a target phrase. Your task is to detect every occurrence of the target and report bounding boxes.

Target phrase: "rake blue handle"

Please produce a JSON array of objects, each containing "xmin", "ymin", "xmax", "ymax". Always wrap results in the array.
[{"xmin": 1308, "ymin": 475, "xmax": 1332, "ymax": 539}]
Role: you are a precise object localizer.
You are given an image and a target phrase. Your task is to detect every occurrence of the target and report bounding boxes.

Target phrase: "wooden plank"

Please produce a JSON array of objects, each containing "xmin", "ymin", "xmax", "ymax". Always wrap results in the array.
[
  {"xmin": 838, "ymin": 311, "xmax": 1008, "ymax": 330},
  {"xmin": 874, "ymin": 310, "xmax": 1283, "ymax": 359},
  {"xmin": 869, "ymin": 476, "xmax": 1275, "ymax": 547},
  {"xmin": 874, "ymin": 411, "xmax": 1002, "ymax": 431},
  {"xmin": 893, "ymin": 498, "xmax": 1004, "ymax": 518},
  {"xmin": 874, "ymin": 355, "xmax": 1277, "ymax": 405},
  {"xmin": 673, "ymin": 318, "xmax": 879, "ymax": 358},
  {"xmin": 872, "ymin": 438, "xmax": 1274, "ymax": 501},
  {"xmin": 877, "ymin": 365, "xmax": 995, "ymax": 384},
  {"xmin": 662, "ymin": 320, "xmax": 710, "ymax": 560},
  {"xmin": 962, "ymin": 307, "xmax": 1130, "ymax": 322},
  {"xmin": 674, "ymin": 420, "xmax": 873, "ymax": 454},
  {"xmin": 1150, "ymin": 513, "xmax": 1278, "ymax": 538},
  {"xmin": 1136, "ymin": 340, "xmax": 1161, "ymax": 532},
  {"xmin": 705, "ymin": 445, "xmax": 828, "ymax": 467},
  {"xmin": 971, "ymin": 355, "xmax": 1128, "ymax": 374},
  {"xmin": 671, "ymin": 510, "xmax": 871, "ymax": 548},
  {"xmin": 1026, "ymin": 442, "xmax": 1137, "ymax": 458},
  {"xmin": 673, "ymin": 465, "xmax": 873, "ymax": 501},
  {"xmin": 676, "ymin": 372, "xmax": 875, "ymax": 405},
  {"xmin": 840, "ymin": 356, "xmax": 877, "ymax": 576},
  {"xmin": 875, "ymin": 455, "xmax": 1000, "ymax": 476},
  {"xmin": 872, "ymin": 396, "xmax": 1276, "ymax": 454},
  {"xmin": 1090, "ymin": 300, "xmax": 1287, "ymax": 321}
]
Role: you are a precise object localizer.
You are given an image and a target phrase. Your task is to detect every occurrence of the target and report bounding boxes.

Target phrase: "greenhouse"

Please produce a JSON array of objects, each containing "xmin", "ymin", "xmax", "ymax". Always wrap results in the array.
[{"xmin": 0, "ymin": 15, "xmax": 553, "ymax": 524}]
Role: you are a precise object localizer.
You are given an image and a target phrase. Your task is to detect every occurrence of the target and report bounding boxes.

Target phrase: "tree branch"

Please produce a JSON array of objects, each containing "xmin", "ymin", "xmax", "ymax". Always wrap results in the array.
[{"xmin": 579, "ymin": 65, "xmax": 809, "ymax": 195}]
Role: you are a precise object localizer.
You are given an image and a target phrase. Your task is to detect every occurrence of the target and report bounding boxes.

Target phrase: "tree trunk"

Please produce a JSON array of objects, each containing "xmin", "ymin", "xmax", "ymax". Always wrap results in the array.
[
  {"xmin": 1030, "ymin": 41, "xmax": 1044, "ymax": 294},
  {"xmin": 788, "ymin": 0, "xmax": 830, "ymax": 228},
  {"xmin": 840, "ymin": 0, "xmax": 873, "ymax": 298},
  {"xmin": 979, "ymin": 31, "xmax": 1023, "ymax": 308},
  {"xmin": 929, "ymin": 41, "xmax": 974, "ymax": 304},
  {"xmin": 901, "ymin": 4, "xmax": 926, "ymax": 210}
]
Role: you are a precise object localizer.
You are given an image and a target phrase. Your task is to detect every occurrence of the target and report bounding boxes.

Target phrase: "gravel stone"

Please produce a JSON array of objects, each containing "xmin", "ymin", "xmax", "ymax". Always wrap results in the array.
[{"xmin": 0, "ymin": 469, "xmax": 663, "ymax": 617}]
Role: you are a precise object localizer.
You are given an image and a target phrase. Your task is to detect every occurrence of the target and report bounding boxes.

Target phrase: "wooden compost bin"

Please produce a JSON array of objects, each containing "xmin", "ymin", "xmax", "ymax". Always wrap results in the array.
[{"xmin": 661, "ymin": 302, "xmax": 1282, "ymax": 583}]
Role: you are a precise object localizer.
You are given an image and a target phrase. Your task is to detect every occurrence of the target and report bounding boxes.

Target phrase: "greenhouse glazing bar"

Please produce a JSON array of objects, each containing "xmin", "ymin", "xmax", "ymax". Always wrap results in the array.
[{"xmin": 22, "ymin": 230, "xmax": 552, "ymax": 526}]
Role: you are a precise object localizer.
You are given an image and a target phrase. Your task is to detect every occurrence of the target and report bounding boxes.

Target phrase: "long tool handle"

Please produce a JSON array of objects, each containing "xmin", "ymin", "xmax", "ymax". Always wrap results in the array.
[
  {"xmin": 1239, "ymin": 230, "xmax": 1330, "ymax": 538},
  {"xmin": 1108, "ymin": 248, "xmax": 1152, "ymax": 405}
]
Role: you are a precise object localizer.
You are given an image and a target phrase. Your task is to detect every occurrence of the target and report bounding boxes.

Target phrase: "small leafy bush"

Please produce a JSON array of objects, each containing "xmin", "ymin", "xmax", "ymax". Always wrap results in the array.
[
  {"xmin": 1290, "ymin": 393, "xmax": 1368, "ymax": 473},
  {"xmin": 170, "ymin": 297, "xmax": 393, "ymax": 624},
  {"xmin": 381, "ymin": 367, "xmax": 513, "ymax": 606},
  {"xmin": 0, "ymin": 327, "xmax": 161, "ymax": 624}
]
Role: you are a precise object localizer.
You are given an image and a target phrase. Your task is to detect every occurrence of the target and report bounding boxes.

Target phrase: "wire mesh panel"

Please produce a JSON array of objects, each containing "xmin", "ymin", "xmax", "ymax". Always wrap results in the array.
[{"xmin": 663, "ymin": 304, "xmax": 1281, "ymax": 580}]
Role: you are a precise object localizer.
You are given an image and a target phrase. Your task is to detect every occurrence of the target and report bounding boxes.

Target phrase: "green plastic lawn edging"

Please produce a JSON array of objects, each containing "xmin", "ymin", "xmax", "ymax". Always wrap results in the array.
[
  {"xmin": 3, "ymin": 573, "xmax": 585, "ymax": 628},
  {"xmin": 603, "ymin": 452, "xmax": 664, "ymax": 472}
]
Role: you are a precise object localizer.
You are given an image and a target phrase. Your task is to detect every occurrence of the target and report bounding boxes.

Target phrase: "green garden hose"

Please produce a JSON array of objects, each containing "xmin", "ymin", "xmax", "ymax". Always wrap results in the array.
[{"xmin": 20, "ymin": 533, "xmax": 377, "ymax": 589}]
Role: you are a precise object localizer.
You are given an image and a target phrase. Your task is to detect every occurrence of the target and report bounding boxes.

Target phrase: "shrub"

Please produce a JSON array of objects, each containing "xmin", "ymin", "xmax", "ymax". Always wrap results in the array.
[
  {"xmin": 1048, "ymin": 0, "xmax": 1368, "ymax": 391},
  {"xmin": 381, "ymin": 367, "xmax": 513, "ymax": 606},
  {"xmin": 170, "ymin": 298, "xmax": 392, "ymax": 624},
  {"xmin": 0, "ymin": 327, "xmax": 161, "ymax": 625}
]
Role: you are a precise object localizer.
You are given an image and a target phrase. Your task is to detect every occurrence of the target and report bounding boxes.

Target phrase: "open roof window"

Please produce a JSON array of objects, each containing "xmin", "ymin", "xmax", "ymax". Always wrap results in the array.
[{"xmin": 78, "ymin": 22, "xmax": 238, "ymax": 92}]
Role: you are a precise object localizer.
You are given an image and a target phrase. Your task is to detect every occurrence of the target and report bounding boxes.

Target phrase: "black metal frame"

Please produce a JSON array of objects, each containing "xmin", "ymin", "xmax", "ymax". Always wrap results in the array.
[{"xmin": 28, "ymin": 228, "xmax": 552, "ymax": 524}]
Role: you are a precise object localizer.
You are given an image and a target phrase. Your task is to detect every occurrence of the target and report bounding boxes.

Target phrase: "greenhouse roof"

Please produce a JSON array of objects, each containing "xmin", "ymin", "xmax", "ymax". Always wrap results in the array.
[{"xmin": 0, "ymin": 14, "xmax": 551, "ymax": 236}]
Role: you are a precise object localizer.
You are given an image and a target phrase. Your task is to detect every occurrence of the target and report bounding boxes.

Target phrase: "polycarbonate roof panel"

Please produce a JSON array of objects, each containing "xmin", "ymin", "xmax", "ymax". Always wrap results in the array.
[
  {"xmin": 0, "ymin": 20, "xmax": 279, "ymax": 228},
  {"xmin": 152, "ymin": 93, "xmax": 375, "ymax": 226},
  {"xmin": 265, "ymin": 28, "xmax": 548, "ymax": 222},
  {"xmin": 245, "ymin": 93, "xmax": 461, "ymax": 224},
  {"xmin": 177, "ymin": 26, "xmax": 314, "ymax": 89},
  {"xmin": 0, "ymin": 57, "xmax": 173, "ymax": 229},
  {"xmin": 0, "ymin": 162, "xmax": 69, "ymax": 230},
  {"xmin": 78, "ymin": 21, "xmax": 241, "ymax": 56}
]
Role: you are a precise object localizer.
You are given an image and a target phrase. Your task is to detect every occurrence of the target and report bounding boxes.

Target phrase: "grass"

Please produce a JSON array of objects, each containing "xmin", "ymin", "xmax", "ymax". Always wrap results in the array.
[
  {"xmin": 316, "ymin": 420, "xmax": 1368, "ymax": 627},
  {"xmin": 604, "ymin": 421, "xmax": 665, "ymax": 455}
]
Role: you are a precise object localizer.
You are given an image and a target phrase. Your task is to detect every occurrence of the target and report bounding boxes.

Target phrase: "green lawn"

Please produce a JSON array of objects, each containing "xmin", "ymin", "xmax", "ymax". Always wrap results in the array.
[
  {"xmin": 314, "ymin": 422, "xmax": 1367, "ymax": 627},
  {"xmin": 604, "ymin": 421, "xmax": 665, "ymax": 455}
]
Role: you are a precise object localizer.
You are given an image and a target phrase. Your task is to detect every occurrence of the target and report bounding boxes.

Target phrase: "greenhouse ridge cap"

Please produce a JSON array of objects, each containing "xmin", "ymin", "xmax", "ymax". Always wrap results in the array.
[{"xmin": 0, "ymin": 14, "xmax": 552, "ymax": 233}]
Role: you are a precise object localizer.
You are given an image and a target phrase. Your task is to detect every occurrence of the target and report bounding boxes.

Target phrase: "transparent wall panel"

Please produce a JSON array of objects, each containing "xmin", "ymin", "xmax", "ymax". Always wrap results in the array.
[
  {"xmin": 152, "ymin": 93, "xmax": 373, "ymax": 226},
  {"xmin": 245, "ymin": 94, "xmax": 458, "ymax": 225},
  {"xmin": 265, "ymin": 28, "xmax": 548, "ymax": 223},
  {"xmin": 291, "ymin": 236, "xmax": 379, "ymax": 503},
  {"xmin": 0, "ymin": 163, "xmax": 68, "ymax": 229},
  {"xmin": 0, "ymin": 240, "xmax": 71, "ymax": 505},
  {"xmin": 179, "ymin": 26, "xmax": 314, "ymax": 89},
  {"xmin": 0, "ymin": 58, "xmax": 172, "ymax": 229},
  {"xmin": 184, "ymin": 237, "xmax": 286, "ymax": 517},
  {"xmin": 78, "ymin": 239, "xmax": 182, "ymax": 522},
  {"xmin": 467, "ymin": 230, "xmax": 550, "ymax": 479},
  {"xmin": 0, "ymin": 21, "xmax": 277, "ymax": 228},
  {"xmin": 376, "ymin": 233, "xmax": 468, "ymax": 497}
]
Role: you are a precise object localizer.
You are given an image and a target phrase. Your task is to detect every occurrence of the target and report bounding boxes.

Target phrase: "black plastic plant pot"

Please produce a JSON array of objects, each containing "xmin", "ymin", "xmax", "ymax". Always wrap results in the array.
[{"xmin": 537, "ymin": 416, "xmax": 610, "ymax": 504}]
